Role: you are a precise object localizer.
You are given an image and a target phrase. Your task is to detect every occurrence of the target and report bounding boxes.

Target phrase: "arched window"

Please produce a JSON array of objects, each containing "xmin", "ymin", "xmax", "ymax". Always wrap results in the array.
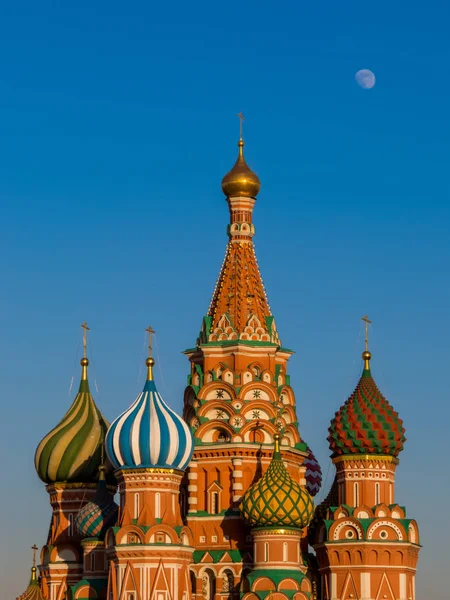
[
  {"xmin": 222, "ymin": 570, "xmax": 234, "ymax": 595},
  {"xmin": 190, "ymin": 571, "xmax": 196, "ymax": 594},
  {"xmin": 375, "ymin": 482, "xmax": 380, "ymax": 505},
  {"xmin": 354, "ymin": 482, "xmax": 359, "ymax": 507},
  {"xmin": 283, "ymin": 542, "xmax": 288, "ymax": 561},
  {"xmin": 155, "ymin": 492, "xmax": 161, "ymax": 518},
  {"xmin": 202, "ymin": 569, "xmax": 216, "ymax": 600},
  {"xmin": 134, "ymin": 493, "xmax": 140, "ymax": 519},
  {"xmin": 217, "ymin": 430, "xmax": 230, "ymax": 443}
]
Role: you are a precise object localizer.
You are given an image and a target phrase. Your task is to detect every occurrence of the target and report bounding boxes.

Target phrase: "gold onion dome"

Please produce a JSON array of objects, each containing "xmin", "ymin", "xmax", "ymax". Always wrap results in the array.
[
  {"xmin": 221, "ymin": 139, "xmax": 260, "ymax": 198},
  {"xmin": 16, "ymin": 550, "xmax": 45, "ymax": 600},
  {"xmin": 35, "ymin": 356, "xmax": 110, "ymax": 484},
  {"xmin": 240, "ymin": 434, "xmax": 314, "ymax": 529}
]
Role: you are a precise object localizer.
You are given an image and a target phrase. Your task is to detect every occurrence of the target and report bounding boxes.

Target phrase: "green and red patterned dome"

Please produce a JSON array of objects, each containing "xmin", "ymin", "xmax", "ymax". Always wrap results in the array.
[
  {"xmin": 328, "ymin": 351, "xmax": 406, "ymax": 457},
  {"xmin": 240, "ymin": 434, "xmax": 314, "ymax": 529}
]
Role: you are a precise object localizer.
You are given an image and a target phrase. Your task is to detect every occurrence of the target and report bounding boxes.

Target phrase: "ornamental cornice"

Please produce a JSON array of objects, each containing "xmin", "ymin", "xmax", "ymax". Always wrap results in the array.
[
  {"xmin": 80, "ymin": 539, "xmax": 105, "ymax": 548},
  {"xmin": 115, "ymin": 467, "xmax": 183, "ymax": 477},
  {"xmin": 46, "ymin": 482, "xmax": 98, "ymax": 492},
  {"xmin": 251, "ymin": 527, "xmax": 301, "ymax": 536},
  {"xmin": 333, "ymin": 454, "xmax": 399, "ymax": 466},
  {"xmin": 192, "ymin": 444, "xmax": 307, "ymax": 460}
]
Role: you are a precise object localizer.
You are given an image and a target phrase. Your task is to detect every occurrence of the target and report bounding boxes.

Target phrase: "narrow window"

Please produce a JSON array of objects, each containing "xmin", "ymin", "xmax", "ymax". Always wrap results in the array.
[
  {"xmin": 155, "ymin": 492, "xmax": 161, "ymax": 518},
  {"xmin": 90, "ymin": 552, "xmax": 95, "ymax": 571},
  {"xmin": 212, "ymin": 492, "xmax": 219, "ymax": 514},
  {"xmin": 264, "ymin": 542, "xmax": 269, "ymax": 562},
  {"xmin": 283, "ymin": 542, "xmax": 288, "ymax": 561},
  {"xmin": 375, "ymin": 482, "xmax": 380, "ymax": 505},
  {"xmin": 134, "ymin": 493, "xmax": 140, "ymax": 519},
  {"xmin": 354, "ymin": 482, "xmax": 359, "ymax": 507},
  {"xmin": 68, "ymin": 513, "xmax": 74, "ymax": 537}
]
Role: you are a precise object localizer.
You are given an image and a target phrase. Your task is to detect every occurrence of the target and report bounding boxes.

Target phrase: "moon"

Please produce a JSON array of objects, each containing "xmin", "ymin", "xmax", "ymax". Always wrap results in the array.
[{"xmin": 355, "ymin": 69, "xmax": 376, "ymax": 89}]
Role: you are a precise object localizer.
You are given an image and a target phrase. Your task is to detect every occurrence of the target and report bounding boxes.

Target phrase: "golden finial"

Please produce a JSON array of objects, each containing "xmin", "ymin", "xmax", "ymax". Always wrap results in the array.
[
  {"xmin": 99, "ymin": 445, "xmax": 106, "ymax": 481},
  {"xmin": 145, "ymin": 325, "xmax": 156, "ymax": 381},
  {"xmin": 273, "ymin": 432, "xmax": 281, "ymax": 454},
  {"xmin": 361, "ymin": 315, "xmax": 372, "ymax": 369},
  {"xmin": 237, "ymin": 111, "xmax": 244, "ymax": 141},
  {"xmin": 80, "ymin": 322, "xmax": 90, "ymax": 380},
  {"xmin": 31, "ymin": 544, "xmax": 38, "ymax": 582},
  {"xmin": 221, "ymin": 112, "xmax": 260, "ymax": 198},
  {"xmin": 31, "ymin": 545, "xmax": 38, "ymax": 567}
]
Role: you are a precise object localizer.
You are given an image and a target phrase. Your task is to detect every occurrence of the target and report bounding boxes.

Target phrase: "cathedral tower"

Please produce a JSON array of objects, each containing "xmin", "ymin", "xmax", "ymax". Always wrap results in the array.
[
  {"xmin": 239, "ymin": 433, "xmax": 315, "ymax": 599},
  {"xmin": 182, "ymin": 119, "xmax": 321, "ymax": 597},
  {"xmin": 104, "ymin": 333, "xmax": 195, "ymax": 600},
  {"xmin": 313, "ymin": 323, "xmax": 420, "ymax": 600},
  {"xmin": 34, "ymin": 325, "xmax": 112, "ymax": 600}
]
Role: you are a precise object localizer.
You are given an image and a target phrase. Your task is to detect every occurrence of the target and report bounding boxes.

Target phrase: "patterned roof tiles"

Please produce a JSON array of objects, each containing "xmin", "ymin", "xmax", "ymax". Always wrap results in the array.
[{"xmin": 328, "ymin": 357, "xmax": 405, "ymax": 458}]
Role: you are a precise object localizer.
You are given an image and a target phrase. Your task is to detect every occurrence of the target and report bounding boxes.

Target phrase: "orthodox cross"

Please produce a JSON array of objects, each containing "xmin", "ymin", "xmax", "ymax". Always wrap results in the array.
[
  {"xmin": 81, "ymin": 322, "xmax": 90, "ymax": 358},
  {"xmin": 237, "ymin": 111, "xmax": 244, "ymax": 139},
  {"xmin": 145, "ymin": 325, "xmax": 155, "ymax": 358},
  {"xmin": 31, "ymin": 544, "xmax": 38, "ymax": 567},
  {"xmin": 361, "ymin": 315, "xmax": 372, "ymax": 351}
]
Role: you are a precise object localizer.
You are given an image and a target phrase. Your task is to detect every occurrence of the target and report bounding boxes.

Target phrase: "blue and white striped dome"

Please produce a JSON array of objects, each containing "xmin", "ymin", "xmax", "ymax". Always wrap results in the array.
[{"xmin": 105, "ymin": 375, "xmax": 193, "ymax": 472}]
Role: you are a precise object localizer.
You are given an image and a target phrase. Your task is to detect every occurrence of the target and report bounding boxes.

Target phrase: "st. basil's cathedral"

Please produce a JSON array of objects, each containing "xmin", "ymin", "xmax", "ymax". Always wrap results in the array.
[{"xmin": 16, "ymin": 122, "xmax": 420, "ymax": 600}]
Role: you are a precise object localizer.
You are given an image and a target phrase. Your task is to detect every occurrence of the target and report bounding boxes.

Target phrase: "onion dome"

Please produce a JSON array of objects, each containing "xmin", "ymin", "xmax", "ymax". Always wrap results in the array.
[
  {"xmin": 106, "ymin": 355, "xmax": 194, "ymax": 471},
  {"xmin": 16, "ymin": 550, "xmax": 44, "ymax": 600},
  {"xmin": 35, "ymin": 356, "xmax": 109, "ymax": 484},
  {"xmin": 328, "ymin": 351, "xmax": 406, "ymax": 457},
  {"xmin": 304, "ymin": 444, "xmax": 322, "ymax": 497},
  {"xmin": 221, "ymin": 138, "xmax": 260, "ymax": 198},
  {"xmin": 76, "ymin": 464, "xmax": 118, "ymax": 539},
  {"xmin": 240, "ymin": 434, "xmax": 314, "ymax": 529}
]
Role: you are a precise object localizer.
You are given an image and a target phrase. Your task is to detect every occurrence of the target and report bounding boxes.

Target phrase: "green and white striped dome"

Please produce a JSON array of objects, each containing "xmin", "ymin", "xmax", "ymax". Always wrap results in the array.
[{"xmin": 35, "ymin": 358, "xmax": 109, "ymax": 484}]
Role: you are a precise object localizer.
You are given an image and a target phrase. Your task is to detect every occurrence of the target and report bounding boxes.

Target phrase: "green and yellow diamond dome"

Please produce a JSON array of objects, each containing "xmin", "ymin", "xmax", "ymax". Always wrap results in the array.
[
  {"xmin": 35, "ymin": 353, "xmax": 109, "ymax": 485},
  {"xmin": 240, "ymin": 434, "xmax": 314, "ymax": 529}
]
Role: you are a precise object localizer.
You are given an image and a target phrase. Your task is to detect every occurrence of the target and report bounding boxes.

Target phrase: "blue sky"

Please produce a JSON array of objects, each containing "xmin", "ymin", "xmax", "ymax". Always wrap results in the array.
[{"xmin": 1, "ymin": 1, "xmax": 449, "ymax": 598}]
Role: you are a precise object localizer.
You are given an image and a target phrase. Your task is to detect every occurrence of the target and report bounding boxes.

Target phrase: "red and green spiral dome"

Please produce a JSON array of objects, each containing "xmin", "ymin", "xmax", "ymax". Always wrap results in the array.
[{"xmin": 328, "ymin": 351, "xmax": 406, "ymax": 457}]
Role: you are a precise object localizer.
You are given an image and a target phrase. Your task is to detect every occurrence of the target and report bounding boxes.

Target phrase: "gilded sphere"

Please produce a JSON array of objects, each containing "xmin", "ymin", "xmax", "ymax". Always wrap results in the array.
[
  {"xmin": 80, "ymin": 357, "xmax": 89, "ymax": 367},
  {"xmin": 146, "ymin": 357, "xmax": 155, "ymax": 367},
  {"xmin": 362, "ymin": 351, "xmax": 372, "ymax": 361},
  {"xmin": 221, "ymin": 140, "xmax": 260, "ymax": 198}
]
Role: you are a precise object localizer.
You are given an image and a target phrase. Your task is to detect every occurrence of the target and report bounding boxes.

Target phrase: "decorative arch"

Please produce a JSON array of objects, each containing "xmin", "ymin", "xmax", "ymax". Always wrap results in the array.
[
  {"xmin": 252, "ymin": 576, "xmax": 276, "ymax": 592},
  {"xmin": 278, "ymin": 386, "xmax": 296, "ymax": 407},
  {"xmin": 198, "ymin": 381, "xmax": 236, "ymax": 402},
  {"xmin": 116, "ymin": 524, "xmax": 144, "ymax": 545},
  {"xmin": 331, "ymin": 518, "xmax": 364, "ymax": 541},
  {"xmin": 239, "ymin": 381, "xmax": 278, "ymax": 403},
  {"xmin": 279, "ymin": 578, "xmax": 300, "ymax": 590},
  {"xmin": 74, "ymin": 585, "xmax": 98, "ymax": 599},
  {"xmin": 50, "ymin": 544, "xmax": 80, "ymax": 563},
  {"xmin": 367, "ymin": 520, "xmax": 405, "ymax": 541},
  {"xmin": 195, "ymin": 420, "xmax": 235, "ymax": 443}
]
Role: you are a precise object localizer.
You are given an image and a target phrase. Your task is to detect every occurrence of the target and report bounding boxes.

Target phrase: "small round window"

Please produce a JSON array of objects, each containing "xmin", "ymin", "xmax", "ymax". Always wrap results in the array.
[
  {"xmin": 380, "ymin": 530, "xmax": 388, "ymax": 539},
  {"xmin": 345, "ymin": 529, "xmax": 355, "ymax": 539}
]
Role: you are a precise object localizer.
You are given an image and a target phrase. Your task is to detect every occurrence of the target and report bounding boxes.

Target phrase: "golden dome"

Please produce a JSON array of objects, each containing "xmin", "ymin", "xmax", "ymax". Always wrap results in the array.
[{"xmin": 221, "ymin": 139, "xmax": 260, "ymax": 198}]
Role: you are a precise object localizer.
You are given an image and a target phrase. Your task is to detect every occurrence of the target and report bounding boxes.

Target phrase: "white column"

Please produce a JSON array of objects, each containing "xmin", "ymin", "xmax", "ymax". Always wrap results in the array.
[
  {"xmin": 399, "ymin": 573, "xmax": 407, "ymax": 600},
  {"xmin": 232, "ymin": 458, "xmax": 243, "ymax": 503},
  {"xmin": 330, "ymin": 573, "xmax": 338, "ymax": 600},
  {"xmin": 188, "ymin": 461, "xmax": 198, "ymax": 513},
  {"xmin": 360, "ymin": 572, "xmax": 371, "ymax": 600}
]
